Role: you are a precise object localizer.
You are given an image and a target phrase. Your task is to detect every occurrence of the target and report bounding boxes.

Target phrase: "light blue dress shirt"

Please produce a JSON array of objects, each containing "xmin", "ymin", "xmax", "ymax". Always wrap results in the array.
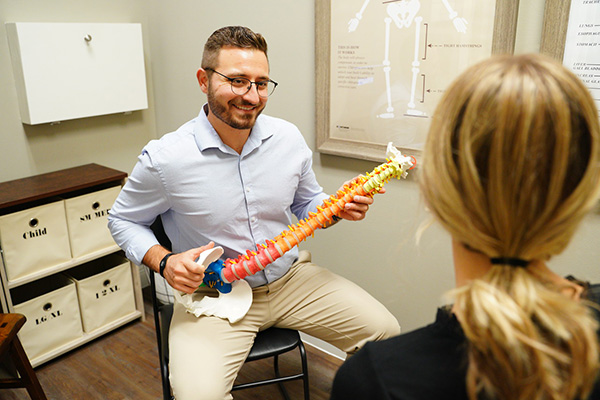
[{"xmin": 108, "ymin": 105, "xmax": 329, "ymax": 288}]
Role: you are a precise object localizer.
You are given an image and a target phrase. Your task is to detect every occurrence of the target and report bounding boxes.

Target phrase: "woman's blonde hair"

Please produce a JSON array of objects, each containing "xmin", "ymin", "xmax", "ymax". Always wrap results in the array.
[{"xmin": 420, "ymin": 53, "xmax": 600, "ymax": 399}]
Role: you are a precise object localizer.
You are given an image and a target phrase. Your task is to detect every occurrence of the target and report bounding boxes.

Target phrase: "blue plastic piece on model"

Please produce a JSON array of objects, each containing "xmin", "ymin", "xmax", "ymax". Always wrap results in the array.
[{"xmin": 202, "ymin": 259, "xmax": 232, "ymax": 294}]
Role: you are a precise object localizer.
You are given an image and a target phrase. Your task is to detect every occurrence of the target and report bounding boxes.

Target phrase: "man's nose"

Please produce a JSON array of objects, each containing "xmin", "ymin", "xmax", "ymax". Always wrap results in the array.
[{"xmin": 242, "ymin": 83, "xmax": 261, "ymax": 102}]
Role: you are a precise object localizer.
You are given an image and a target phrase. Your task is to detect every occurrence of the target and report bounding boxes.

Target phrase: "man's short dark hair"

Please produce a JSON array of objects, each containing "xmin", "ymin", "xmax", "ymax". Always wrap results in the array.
[{"xmin": 202, "ymin": 26, "xmax": 268, "ymax": 70}]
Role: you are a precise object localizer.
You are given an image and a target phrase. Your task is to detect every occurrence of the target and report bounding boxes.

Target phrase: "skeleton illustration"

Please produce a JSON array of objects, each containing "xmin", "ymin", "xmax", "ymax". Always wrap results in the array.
[{"xmin": 348, "ymin": 0, "xmax": 467, "ymax": 118}]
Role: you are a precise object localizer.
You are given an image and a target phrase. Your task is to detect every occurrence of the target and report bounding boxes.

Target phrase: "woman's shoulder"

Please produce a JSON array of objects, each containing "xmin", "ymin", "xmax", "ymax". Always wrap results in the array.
[
  {"xmin": 566, "ymin": 275, "xmax": 600, "ymax": 305},
  {"xmin": 332, "ymin": 308, "xmax": 469, "ymax": 400},
  {"xmin": 585, "ymin": 283, "xmax": 600, "ymax": 305}
]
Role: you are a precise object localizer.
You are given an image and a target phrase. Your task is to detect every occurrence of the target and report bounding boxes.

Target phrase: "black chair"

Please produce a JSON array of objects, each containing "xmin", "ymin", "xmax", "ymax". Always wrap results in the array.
[{"xmin": 149, "ymin": 218, "xmax": 310, "ymax": 400}]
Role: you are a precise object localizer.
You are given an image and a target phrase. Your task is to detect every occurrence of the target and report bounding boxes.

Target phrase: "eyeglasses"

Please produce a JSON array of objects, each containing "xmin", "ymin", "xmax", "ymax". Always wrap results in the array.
[{"xmin": 205, "ymin": 68, "xmax": 278, "ymax": 98}]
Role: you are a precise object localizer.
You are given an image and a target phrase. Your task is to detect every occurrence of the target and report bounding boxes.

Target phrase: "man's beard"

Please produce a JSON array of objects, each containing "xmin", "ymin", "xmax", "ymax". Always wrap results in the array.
[{"xmin": 207, "ymin": 88, "xmax": 264, "ymax": 130}]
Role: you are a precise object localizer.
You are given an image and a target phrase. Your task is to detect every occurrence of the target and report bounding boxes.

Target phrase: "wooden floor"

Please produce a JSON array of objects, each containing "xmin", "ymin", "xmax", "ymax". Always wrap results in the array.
[{"xmin": 2, "ymin": 295, "xmax": 343, "ymax": 400}]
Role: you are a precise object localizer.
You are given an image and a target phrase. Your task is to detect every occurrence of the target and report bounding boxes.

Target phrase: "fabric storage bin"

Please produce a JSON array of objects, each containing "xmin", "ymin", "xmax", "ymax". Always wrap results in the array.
[
  {"xmin": 12, "ymin": 274, "xmax": 83, "ymax": 361},
  {"xmin": 66, "ymin": 253, "xmax": 136, "ymax": 333},
  {"xmin": 0, "ymin": 200, "xmax": 72, "ymax": 281},
  {"xmin": 63, "ymin": 186, "xmax": 121, "ymax": 258}
]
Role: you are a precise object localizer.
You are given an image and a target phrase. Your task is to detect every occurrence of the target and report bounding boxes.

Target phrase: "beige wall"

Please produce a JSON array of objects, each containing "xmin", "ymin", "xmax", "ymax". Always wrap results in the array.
[
  {"xmin": 0, "ymin": 0, "xmax": 156, "ymax": 181},
  {"xmin": 2, "ymin": 0, "xmax": 599, "ymax": 349}
]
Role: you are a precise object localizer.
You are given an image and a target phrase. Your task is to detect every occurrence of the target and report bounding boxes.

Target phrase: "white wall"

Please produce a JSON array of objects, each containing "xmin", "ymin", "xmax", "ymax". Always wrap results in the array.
[
  {"xmin": 0, "ymin": 0, "xmax": 156, "ymax": 181},
  {"xmin": 2, "ymin": 0, "xmax": 599, "ymax": 357}
]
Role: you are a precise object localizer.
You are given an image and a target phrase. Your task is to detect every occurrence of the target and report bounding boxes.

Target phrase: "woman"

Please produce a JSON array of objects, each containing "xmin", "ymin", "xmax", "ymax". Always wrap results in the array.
[{"xmin": 330, "ymin": 53, "xmax": 600, "ymax": 400}]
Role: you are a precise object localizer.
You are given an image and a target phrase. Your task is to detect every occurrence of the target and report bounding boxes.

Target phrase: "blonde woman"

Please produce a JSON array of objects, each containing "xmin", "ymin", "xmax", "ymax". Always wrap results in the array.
[{"xmin": 330, "ymin": 53, "xmax": 600, "ymax": 400}]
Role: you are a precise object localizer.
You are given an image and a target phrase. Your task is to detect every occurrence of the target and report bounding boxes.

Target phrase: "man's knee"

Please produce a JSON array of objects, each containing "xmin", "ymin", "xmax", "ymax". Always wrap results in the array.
[
  {"xmin": 348, "ymin": 309, "xmax": 400, "ymax": 355},
  {"xmin": 375, "ymin": 310, "xmax": 401, "ymax": 339},
  {"xmin": 368, "ymin": 315, "xmax": 400, "ymax": 343}
]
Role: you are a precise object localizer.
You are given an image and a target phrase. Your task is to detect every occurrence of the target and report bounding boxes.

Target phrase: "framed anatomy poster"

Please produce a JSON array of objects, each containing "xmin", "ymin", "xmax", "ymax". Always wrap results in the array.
[{"xmin": 316, "ymin": 0, "xmax": 519, "ymax": 161}]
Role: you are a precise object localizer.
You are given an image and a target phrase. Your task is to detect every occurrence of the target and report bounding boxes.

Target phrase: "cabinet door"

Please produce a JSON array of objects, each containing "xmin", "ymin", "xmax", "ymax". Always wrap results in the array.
[{"xmin": 6, "ymin": 22, "xmax": 148, "ymax": 124}]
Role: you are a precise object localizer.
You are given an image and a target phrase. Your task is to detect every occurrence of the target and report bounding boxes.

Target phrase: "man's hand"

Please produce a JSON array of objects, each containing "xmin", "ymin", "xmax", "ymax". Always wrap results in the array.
[
  {"xmin": 162, "ymin": 242, "xmax": 215, "ymax": 294},
  {"xmin": 336, "ymin": 176, "xmax": 385, "ymax": 221}
]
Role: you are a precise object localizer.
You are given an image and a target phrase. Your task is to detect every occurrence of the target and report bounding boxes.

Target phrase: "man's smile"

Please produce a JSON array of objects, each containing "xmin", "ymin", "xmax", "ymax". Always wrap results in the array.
[{"xmin": 233, "ymin": 103, "xmax": 258, "ymax": 111}]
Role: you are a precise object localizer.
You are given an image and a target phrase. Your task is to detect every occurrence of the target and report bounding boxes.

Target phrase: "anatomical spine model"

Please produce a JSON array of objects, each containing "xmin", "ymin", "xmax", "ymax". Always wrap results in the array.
[{"xmin": 203, "ymin": 143, "xmax": 415, "ymax": 293}]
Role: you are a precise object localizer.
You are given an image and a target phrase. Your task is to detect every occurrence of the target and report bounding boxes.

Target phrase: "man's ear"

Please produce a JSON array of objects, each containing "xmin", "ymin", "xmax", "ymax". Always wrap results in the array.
[{"xmin": 197, "ymin": 68, "xmax": 209, "ymax": 94}]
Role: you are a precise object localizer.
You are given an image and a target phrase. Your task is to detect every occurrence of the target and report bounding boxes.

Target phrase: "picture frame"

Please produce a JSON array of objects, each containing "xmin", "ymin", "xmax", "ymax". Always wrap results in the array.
[
  {"xmin": 316, "ymin": 0, "xmax": 519, "ymax": 161},
  {"xmin": 539, "ymin": 0, "xmax": 572, "ymax": 60}
]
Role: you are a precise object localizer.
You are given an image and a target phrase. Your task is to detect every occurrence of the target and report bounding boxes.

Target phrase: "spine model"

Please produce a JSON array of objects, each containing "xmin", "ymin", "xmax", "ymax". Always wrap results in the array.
[{"xmin": 219, "ymin": 143, "xmax": 415, "ymax": 285}]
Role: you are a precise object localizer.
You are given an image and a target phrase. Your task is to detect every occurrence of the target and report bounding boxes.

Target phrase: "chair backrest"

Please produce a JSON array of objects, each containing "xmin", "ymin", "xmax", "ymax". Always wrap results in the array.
[
  {"xmin": 150, "ymin": 216, "xmax": 172, "ymax": 252},
  {"xmin": 149, "ymin": 216, "xmax": 175, "ymax": 400},
  {"xmin": 149, "ymin": 216, "xmax": 175, "ymax": 305}
]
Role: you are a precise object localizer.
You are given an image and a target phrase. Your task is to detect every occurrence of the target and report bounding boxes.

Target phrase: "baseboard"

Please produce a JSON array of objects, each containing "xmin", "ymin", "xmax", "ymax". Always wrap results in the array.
[{"xmin": 299, "ymin": 332, "xmax": 346, "ymax": 360}]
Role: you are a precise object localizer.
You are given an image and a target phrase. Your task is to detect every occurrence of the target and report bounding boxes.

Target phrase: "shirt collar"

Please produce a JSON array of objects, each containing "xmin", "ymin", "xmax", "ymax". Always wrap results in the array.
[{"xmin": 194, "ymin": 103, "xmax": 273, "ymax": 156}]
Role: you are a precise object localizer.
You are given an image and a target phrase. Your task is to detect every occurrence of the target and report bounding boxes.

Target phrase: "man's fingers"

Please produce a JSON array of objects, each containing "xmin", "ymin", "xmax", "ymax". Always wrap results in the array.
[
  {"xmin": 188, "ymin": 241, "xmax": 215, "ymax": 260},
  {"xmin": 352, "ymin": 195, "xmax": 374, "ymax": 205},
  {"xmin": 173, "ymin": 281, "xmax": 201, "ymax": 294},
  {"xmin": 183, "ymin": 258, "xmax": 206, "ymax": 276}
]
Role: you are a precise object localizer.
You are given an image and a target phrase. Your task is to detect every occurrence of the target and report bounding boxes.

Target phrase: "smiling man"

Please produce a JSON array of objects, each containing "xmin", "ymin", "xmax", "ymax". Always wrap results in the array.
[{"xmin": 108, "ymin": 26, "xmax": 400, "ymax": 400}]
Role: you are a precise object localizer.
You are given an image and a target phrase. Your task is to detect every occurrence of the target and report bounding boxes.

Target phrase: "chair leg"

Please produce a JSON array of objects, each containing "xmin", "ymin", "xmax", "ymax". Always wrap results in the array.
[
  {"xmin": 273, "ymin": 354, "xmax": 292, "ymax": 400},
  {"xmin": 298, "ymin": 342, "xmax": 310, "ymax": 400},
  {"xmin": 161, "ymin": 377, "xmax": 173, "ymax": 400},
  {"xmin": 10, "ymin": 338, "xmax": 47, "ymax": 400},
  {"xmin": 159, "ymin": 355, "xmax": 172, "ymax": 400}
]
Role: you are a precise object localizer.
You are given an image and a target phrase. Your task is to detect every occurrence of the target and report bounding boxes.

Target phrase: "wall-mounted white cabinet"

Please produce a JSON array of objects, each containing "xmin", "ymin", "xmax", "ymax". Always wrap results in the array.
[{"xmin": 5, "ymin": 22, "xmax": 148, "ymax": 125}]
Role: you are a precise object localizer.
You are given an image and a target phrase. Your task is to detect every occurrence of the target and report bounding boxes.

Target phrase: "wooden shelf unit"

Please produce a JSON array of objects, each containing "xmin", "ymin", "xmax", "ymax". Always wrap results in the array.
[{"xmin": 0, "ymin": 164, "xmax": 144, "ymax": 367}]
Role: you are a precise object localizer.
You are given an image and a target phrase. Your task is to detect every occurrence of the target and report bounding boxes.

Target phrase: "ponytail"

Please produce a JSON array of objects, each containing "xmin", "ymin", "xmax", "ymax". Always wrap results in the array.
[{"xmin": 453, "ymin": 266, "xmax": 599, "ymax": 400}]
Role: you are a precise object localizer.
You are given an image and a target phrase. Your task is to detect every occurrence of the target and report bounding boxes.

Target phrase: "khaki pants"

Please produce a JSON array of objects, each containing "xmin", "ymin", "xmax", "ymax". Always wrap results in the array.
[{"xmin": 169, "ymin": 251, "xmax": 400, "ymax": 400}]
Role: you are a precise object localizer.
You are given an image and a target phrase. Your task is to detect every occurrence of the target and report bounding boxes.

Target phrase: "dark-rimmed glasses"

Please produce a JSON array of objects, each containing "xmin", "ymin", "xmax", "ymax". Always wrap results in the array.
[{"xmin": 205, "ymin": 68, "xmax": 278, "ymax": 98}]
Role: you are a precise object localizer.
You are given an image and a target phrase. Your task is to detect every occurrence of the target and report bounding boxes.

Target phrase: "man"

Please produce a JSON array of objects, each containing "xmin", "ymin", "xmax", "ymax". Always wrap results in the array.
[{"xmin": 108, "ymin": 26, "xmax": 400, "ymax": 399}]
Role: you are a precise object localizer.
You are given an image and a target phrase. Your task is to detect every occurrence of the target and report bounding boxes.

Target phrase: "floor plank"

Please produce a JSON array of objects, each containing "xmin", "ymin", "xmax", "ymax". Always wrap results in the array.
[{"xmin": 1, "ymin": 297, "xmax": 343, "ymax": 399}]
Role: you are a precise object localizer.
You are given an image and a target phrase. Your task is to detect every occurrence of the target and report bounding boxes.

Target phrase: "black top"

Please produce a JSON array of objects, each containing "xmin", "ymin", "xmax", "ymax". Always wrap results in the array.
[{"xmin": 330, "ymin": 284, "xmax": 600, "ymax": 400}]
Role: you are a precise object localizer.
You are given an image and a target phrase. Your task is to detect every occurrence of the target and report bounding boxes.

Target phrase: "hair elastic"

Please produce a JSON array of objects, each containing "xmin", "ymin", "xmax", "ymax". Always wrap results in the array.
[{"xmin": 490, "ymin": 257, "xmax": 529, "ymax": 268}]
